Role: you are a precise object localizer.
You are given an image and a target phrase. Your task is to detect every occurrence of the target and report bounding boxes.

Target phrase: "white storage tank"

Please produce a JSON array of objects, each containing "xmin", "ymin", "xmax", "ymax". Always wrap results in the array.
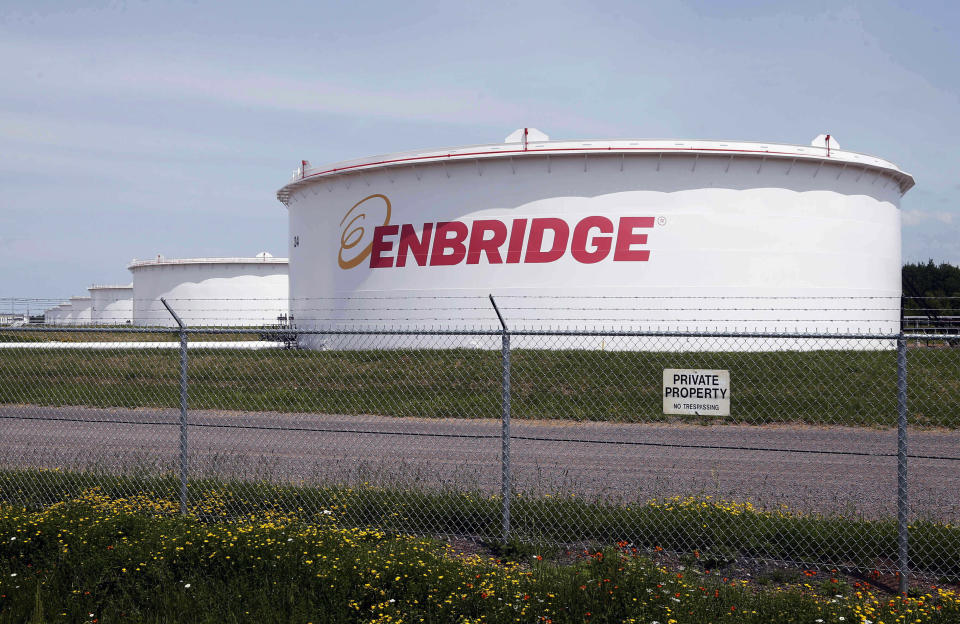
[
  {"xmin": 58, "ymin": 303, "xmax": 74, "ymax": 325},
  {"xmin": 67, "ymin": 296, "xmax": 92, "ymax": 326},
  {"xmin": 277, "ymin": 130, "xmax": 914, "ymax": 349},
  {"xmin": 89, "ymin": 284, "xmax": 134, "ymax": 325},
  {"xmin": 44, "ymin": 303, "xmax": 71, "ymax": 325},
  {"xmin": 129, "ymin": 254, "xmax": 289, "ymax": 327}
]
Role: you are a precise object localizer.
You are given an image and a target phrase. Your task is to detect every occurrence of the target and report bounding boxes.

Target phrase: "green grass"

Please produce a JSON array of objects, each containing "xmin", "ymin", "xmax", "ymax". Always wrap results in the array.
[
  {"xmin": 0, "ymin": 346, "xmax": 958, "ymax": 427},
  {"xmin": 2, "ymin": 469, "xmax": 958, "ymax": 579},
  {"xmin": 1, "ymin": 490, "xmax": 958, "ymax": 623}
]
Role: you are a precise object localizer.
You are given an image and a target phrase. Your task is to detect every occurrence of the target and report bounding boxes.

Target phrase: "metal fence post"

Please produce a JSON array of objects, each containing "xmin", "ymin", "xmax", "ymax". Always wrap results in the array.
[
  {"xmin": 897, "ymin": 333, "xmax": 909, "ymax": 594},
  {"xmin": 161, "ymin": 298, "xmax": 189, "ymax": 516},
  {"xmin": 490, "ymin": 294, "xmax": 511, "ymax": 541}
]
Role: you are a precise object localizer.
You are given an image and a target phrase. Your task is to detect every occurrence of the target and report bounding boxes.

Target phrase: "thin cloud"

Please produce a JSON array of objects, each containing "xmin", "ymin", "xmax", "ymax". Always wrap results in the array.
[
  {"xmin": 0, "ymin": 110, "xmax": 250, "ymax": 159},
  {"xmin": 902, "ymin": 209, "xmax": 955, "ymax": 226},
  {"xmin": 0, "ymin": 37, "xmax": 615, "ymax": 134}
]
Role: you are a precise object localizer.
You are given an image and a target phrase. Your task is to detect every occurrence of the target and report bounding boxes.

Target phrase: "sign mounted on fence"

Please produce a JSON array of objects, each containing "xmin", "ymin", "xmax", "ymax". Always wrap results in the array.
[{"xmin": 662, "ymin": 369, "xmax": 731, "ymax": 416}]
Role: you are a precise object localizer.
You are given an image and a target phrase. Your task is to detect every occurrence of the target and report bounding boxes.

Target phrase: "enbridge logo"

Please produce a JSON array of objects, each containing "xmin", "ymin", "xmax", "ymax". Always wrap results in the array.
[
  {"xmin": 338, "ymin": 195, "xmax": 653, "ymax": 270},
  {"xmin": 338, "ymin": 194, "xmax": 392, "ymax": 269}
]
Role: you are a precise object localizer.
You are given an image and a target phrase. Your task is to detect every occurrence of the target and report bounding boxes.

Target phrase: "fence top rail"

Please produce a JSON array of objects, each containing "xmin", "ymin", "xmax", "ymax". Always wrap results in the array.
[
  {"xmin": 904, "ymin": 332, "xmax": 960, "ymax": 340},
  {"xmin": 0, "ymin": 326, "xmax": 906, "ymax": 340},
  {"xmin": 502, "ymin": 329, "xmax": 901, "ymax": 340}
]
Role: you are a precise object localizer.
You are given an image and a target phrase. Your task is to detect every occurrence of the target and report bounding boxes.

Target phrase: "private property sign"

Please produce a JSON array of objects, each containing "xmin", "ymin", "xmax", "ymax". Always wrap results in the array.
[{"xmin": 663, "ymin": 369, "xmax": 731, "ymax": 416}]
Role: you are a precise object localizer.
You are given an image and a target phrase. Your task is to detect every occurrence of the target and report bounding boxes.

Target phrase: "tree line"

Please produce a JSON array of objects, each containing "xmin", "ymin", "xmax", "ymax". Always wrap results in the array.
[{"xmin": 902, "ymin": 260, "xmax": 960, "ymax": 315}]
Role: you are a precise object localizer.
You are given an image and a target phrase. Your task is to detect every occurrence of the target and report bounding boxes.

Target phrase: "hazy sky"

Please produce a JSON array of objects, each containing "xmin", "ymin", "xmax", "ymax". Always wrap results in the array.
[{"xmin": 1, "ymin": 0, "xmax": 958, "ymax": 300}]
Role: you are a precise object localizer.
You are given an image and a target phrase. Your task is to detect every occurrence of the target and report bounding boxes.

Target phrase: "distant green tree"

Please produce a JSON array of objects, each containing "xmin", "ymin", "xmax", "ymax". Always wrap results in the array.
[{"xmin": 902, "ymin": 260, "xmax": 960, "ymax": 314}]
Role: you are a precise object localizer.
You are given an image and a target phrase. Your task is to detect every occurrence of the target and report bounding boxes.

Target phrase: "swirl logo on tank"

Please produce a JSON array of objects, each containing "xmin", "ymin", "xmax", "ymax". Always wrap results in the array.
[{"xmin": 338, "ymin": 194, "xmax": 392, "ymax": 269}]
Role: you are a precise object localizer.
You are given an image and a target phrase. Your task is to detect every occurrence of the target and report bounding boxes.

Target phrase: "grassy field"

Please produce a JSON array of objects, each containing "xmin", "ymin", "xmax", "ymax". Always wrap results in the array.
[
  {"xmin": 0, "ymin": 346, "xmax": 957, "ymax": 426},
  {"xmin": 1, "ymin": 484, "xmax": 958, "ymax": 623}
]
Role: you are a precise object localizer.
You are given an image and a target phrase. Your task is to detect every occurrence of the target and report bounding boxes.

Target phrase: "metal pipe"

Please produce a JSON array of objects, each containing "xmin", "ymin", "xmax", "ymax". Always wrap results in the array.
[
  {"xmin": 490, "ymin": 294, "xmax": 511, "ymax": 541},
  {"xmin": 500, "ymin": 330, "xmax": 511, "ymax": 541},
  {"xmin": 897, "ymin": 334, "xmax": 909, "ymax": 594},
  {"xmin": 161, "ymin": 298, "xmax": 189, "ymax": 516}
]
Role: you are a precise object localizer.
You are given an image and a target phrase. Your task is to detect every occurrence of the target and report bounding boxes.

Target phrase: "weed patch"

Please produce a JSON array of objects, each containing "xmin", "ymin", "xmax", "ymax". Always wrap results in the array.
[{"xmin": 1, "ymin": 491, "xmax": 959, "ymax": 623}]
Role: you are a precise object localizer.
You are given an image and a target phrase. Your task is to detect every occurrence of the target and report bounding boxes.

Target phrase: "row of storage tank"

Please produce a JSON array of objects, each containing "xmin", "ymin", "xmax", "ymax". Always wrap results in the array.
[
  {"xmin": 44, "ymin": 254, "xmax": 289, "ymax": 327},
  {"xmin": 46, "ymin": 129, "xmax": 916, "ymax": 339}
]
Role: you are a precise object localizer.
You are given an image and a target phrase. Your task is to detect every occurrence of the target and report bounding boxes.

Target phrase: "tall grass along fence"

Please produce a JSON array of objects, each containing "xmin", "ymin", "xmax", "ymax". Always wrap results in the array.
[{"xmin": 1, "ymin": 297, "xmax": 958, "ymax": 595}]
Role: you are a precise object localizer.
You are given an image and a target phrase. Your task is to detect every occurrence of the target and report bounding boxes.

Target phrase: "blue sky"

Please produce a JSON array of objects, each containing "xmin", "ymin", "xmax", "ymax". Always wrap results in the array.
[{"xmin": 1, "ymin": 0, "xmax": 958, "ymax": 300}]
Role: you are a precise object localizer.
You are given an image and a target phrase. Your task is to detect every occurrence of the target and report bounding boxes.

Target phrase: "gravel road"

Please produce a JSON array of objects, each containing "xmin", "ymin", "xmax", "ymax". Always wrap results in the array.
[{"xmin": 2, "ymin": 405, "xmax": 958, "ymax": 521}]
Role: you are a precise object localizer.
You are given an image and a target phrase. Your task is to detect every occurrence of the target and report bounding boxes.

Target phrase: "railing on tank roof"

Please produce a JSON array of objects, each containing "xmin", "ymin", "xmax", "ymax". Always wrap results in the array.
[
  {"xmin": 287, "ymin": 138, "xmax": 909, "ymax": 183},
  {"xmin": 280, "ymin": 137, "xmax": 914, "ymax": 206},
  {"xmin": 128, "ymin": 257, "xmax": 289, "ymax": 269}
]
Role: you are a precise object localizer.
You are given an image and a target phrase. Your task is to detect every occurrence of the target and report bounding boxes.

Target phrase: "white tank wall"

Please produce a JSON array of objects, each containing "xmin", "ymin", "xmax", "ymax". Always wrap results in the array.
[
  {"xmin": 89, "ymin": 286, "xmax": 133, "ymax": 324},
  {"xmin": 130, "ymin": 261, "xmax": 289, "ymax": 327},
  {"xmin": 44, "ymin": 304, "xmax": 70, "ymax": 325},
  {"xmin": 57, "ymin": 304, "xmax": 73, "ymax": 325},
  {"xmin": 283, "ymin": 147, "xmax": 910, "ymax": 350},
  {"xmin": 68, "ymin": 297, "xmax": 92, "ymax": 326}
]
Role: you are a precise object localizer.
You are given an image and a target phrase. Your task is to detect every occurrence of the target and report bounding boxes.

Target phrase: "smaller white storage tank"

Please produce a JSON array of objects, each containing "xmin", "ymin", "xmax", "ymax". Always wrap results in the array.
[
  {"xmin": 89, "ymin": 284, "xmax": 133, "ymax": 325},
  {"xmin": 44, "ymin": 303, "xmax": 71, "ymax": 325},
  {"xmin": 129, "ymin": 253, "xmax": 289, "ymax": 327},
  {"xmin": 68, "ymin": 296, "xmax": 92, "ymax": 325},
  {"xmin": 70, "ymin": 296, "xmax": 91, "ymax": 325},
  {"xmin": 58, "ymin": 303, "xmax": 74, "ymax": 324}
]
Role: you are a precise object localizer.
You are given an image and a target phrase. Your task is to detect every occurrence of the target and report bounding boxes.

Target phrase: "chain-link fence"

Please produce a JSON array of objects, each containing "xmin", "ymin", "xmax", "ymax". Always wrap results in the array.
[{"xmin": 1, "ymin": 297, "xmax": 958, "ymax": 593}]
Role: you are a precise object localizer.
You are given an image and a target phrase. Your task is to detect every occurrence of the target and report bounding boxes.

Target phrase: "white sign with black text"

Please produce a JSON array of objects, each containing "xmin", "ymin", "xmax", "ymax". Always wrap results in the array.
[{"xmin": 662, "ymin": 369, "xmax": 730, "ymax": 416}]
